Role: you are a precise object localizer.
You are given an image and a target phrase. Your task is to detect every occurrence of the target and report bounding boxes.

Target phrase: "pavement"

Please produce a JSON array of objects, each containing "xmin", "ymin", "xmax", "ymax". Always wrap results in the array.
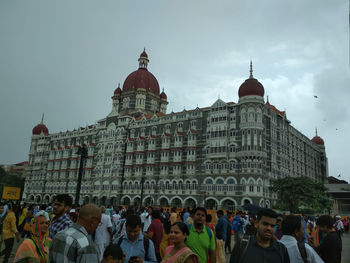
[{"xmin": 1, "ymin": 232, "xmax": 349, "ymax": 262}]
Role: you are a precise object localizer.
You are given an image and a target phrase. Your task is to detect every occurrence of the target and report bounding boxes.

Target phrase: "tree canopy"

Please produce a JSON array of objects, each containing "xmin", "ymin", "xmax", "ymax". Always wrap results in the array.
[
  {"xmin": 0, "ymin": 166, "xmax": 25, "ymax": 191},
  {"xmin": 269, "ymin": 176, "xmax": 332, "ymax": 213}
]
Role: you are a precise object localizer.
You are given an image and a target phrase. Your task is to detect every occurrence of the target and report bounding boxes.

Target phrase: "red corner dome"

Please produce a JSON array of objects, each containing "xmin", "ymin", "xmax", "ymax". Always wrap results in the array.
[
  {"xmin": 114, "ymin": 87, "xmax": 122, "ymax": 95},
  {"xmin": 32, "ymin": 123, "xmax": 49, "ymax": 136},
  {"xmin": 122, "ymin": 51, "xmax": 160, "ymax": 95},
  {"xmin": 160, "ymin": 90, "xmax": 167, "ymax": 100},
  {"xmin": 238, "ymin": 78, "xmax": 265, "ymax": 98},
  {"xmin": 238, "ymin": 61, "xmax": 264, "ymax": 98},
  {"xmin": 312, "ymin": 136, "xmax": 324, "ymax": 145}
]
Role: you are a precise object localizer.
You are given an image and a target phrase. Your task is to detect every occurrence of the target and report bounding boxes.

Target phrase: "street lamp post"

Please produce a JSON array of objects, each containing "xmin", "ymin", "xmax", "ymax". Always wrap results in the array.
[
  {"xmin": 140, "ymin": 177, "xmax": 145, "ymax": 208},
  {"xmin": 75, "ymin": 145, "xmax": 88, "ymax": 206}
]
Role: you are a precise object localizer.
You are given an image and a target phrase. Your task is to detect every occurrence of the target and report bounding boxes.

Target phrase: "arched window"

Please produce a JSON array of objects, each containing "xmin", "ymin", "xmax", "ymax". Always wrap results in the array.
[
  {"xmin": 216, "ymin": 179, "xmax": 224, "ymax": 191},
  {"xmin": 227, "ymin": 178, "xmax": 235, "ymax": 191}
]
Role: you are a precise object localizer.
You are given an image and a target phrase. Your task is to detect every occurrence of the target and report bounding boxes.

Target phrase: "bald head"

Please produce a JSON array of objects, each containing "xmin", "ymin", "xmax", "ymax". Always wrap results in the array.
[{"xmin": 78, "ymin": 204, "xmax": 101, "ymax": 221}]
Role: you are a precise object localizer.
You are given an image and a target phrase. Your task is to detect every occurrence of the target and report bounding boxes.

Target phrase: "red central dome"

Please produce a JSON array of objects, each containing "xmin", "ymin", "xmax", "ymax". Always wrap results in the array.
[
  {"xmin": 123, "ymin": 69, "xmax": 160, "ymax": 94},
  {"xmin": 122, "ymin": 50, "xmax": 160, "ymax": 95},
  {"xmin": 32, "ymin": 123, "xmax": 49, "ymax": 136},
  {"xmin": 238, "ymin": 62, "xmax": 265, "ymax": 98}
]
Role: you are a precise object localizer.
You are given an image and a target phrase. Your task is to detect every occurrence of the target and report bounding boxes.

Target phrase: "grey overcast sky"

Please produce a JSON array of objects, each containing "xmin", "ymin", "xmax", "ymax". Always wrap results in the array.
[{"xmin": 1, "ymin": 0, "xmax": 349, "ymax": 182}]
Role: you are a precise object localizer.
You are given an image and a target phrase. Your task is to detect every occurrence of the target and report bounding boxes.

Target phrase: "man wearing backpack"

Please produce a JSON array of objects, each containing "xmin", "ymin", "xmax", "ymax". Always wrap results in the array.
[
  {"xmin": 280, "ymin": 215, "xmax": 323, "ymax": 263},
  {"xmin": 185, "ymin": 207, "xmax": 216, "ymax": 263},
  {"xmin": 229, "ymin": 208, "xmax": 290, "ymax": 263},
  {"xmin": 114, "ymin": 214, "xmax": 157, "ymax": 263}
]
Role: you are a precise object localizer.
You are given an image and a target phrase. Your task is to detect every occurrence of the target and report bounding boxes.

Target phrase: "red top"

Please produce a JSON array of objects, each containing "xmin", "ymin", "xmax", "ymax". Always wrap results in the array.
[
  {"xmin": 238, "ymin": 78, "xmax": 264, "ymax": 98},
  {"xmin": 32, "ymin": 123, "xmax": 49, "ymax": 135},
  {"xmin": 147, "ymin": 219, "xmax": 163, "ymax": 253},
  {"xmin": 312, "ymin": 136, "xmax": 324, "ymax": 145}
]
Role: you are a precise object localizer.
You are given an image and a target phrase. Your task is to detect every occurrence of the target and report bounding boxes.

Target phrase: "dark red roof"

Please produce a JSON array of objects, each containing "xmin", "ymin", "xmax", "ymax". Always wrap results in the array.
[
  {"xmin": 140, "ymin": 50, "xmax": 148, "ymax": 58},
  {"xmin": 32, "ymin": 123, "xmax": 49, "ymax": 136},
  {"xmin": 312, "ymin": 136, "xmax": 324, "ymax": 145},
  {"xmin": 123, "ymin": 68, "xmax": 160, "ymax": 95},
  {"xmin": 266, "ymin": 101, "xmax": 285, "ymax": 116},
  {"xmin": 114, "ymin": 87, "xmax": 122, "ymax": 95},
  {"xmin": 238, "ymin": 78, "xmax": 265, "ymax": 98},
  {"xmin": 160, "ymin": 91, "xmax": 167, "ymax": 100}
]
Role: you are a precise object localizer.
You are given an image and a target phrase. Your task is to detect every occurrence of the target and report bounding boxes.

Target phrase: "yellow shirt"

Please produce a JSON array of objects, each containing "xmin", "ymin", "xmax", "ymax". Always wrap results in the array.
[
  {"xmin": 170, "ymin": 212, "xmax": 177, "ymax": 225},
  {"xmin": 2, "ymin": 211, "xmax": 18, "ymax": 240}
]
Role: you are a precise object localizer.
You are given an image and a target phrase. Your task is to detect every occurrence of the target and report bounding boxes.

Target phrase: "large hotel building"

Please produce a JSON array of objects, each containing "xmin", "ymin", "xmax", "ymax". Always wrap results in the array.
[{"xmin": 23, "ymin": 50, "xmax": 328, "ymax": 209}]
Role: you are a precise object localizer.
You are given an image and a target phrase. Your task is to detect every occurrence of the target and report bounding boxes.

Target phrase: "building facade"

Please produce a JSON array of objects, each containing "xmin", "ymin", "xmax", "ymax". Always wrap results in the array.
[{"xmin": 23, "ymin": 51, "xmax": 328, "ymax": 210}]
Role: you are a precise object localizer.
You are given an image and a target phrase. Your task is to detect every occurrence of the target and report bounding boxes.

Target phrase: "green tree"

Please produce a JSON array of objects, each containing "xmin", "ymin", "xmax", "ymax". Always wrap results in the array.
[
  {"xmin": 0, "ymin": 166, "xmax": 25, "ymax": 197},
  {"xmin": 269, "ymin": 176, "xmax": 332, "ymax": 213}
]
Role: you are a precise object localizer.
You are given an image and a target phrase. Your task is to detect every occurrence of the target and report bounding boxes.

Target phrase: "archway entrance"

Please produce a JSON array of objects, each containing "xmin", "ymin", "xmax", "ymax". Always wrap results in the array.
[
  {"xmin": 159, "ymin": 198, "xmax": 169, "ymax": 207},
  {"xmin": 171, "ymin": 198, "xmax": 182, "ymax": 207},
  {"xmin": 222, "ymin": 199, "xmax": 235, "ymax": 210},
  {"xmin": 123, "ymin": 197, "xmax": 131, "ymax": 206},
  {"xmin": 184, "ymin": 198, "xmax": 196, "ymax": 208},
  {"xmin": 206, "ymin": 199, "xmax": 218, "ymax": 210}
]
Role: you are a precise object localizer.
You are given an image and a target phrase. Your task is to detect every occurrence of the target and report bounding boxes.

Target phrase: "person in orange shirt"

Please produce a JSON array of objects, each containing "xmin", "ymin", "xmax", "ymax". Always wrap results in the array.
[{"xmin": 0, "ymin": 203, "xmax": 20, "ymax": 263}]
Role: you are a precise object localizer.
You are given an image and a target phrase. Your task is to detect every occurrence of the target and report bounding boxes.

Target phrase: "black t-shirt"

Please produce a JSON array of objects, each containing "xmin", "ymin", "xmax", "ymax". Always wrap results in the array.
[
  {"xmin": 318, "ymin": 231, "xmax": 342, "ymax": 263},
  {"xmin": 229, "ymin": 236, "xmax": 290, "ymax": 263}
]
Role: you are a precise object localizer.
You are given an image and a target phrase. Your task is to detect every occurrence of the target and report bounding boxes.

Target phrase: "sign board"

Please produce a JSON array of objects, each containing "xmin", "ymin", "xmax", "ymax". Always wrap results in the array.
[{"xmin": 2, "ymin": 186, "xmax": 21, "ymax": 200}]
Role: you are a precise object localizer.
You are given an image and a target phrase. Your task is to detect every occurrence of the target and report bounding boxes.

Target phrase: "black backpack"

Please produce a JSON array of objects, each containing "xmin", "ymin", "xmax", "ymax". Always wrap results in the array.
[{"xmin": 117, "ymin": 235, "xmax": 150, "ymax": 261}]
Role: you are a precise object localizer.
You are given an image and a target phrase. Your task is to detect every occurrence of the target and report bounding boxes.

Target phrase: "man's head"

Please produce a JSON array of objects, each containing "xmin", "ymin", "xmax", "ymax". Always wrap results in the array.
[
  {"xmin": 282, "ymin": 215, "xmax": 304, "ymax": 242},
  {"xmin": 317, "ymin": 215, "xmax": 335, "ymax": 234},
  {"xmin": 217, "ymin": 210, "xmax": 224, "ymax": 218},
  {"xmin": 125, "ymin": 214, "xmax": 142, "ymax": 242},
  {"xmin": 255, "ymin": 208, "xmax": 278, "ymax": 242},
  {"xmin": 276, "ymin": 214, "xmax": 283, "ymax": 230},
  {"xmin": 102, "ymin": 244, "xmax": 125, "ymax": 263},
  {"xmin": 151, "ymin": 209, "xmax": 161, "ymax": 219},
  {"xmin": 193, "ymin": 207, "xmax": 207, "ymax": 226},
  {"xmin": 53, "ymin": 194, "xmax": 73, "ymax": 217},
  {"xmin": 171, "ymin": 207, "xmax": 177, "ymax": 213},
  {"xmin": 101, "ymin": 206, "xmax": 106, "ymax": 214},
  {"xmin": 77, "ymin": 204, "xmax": 102, "ymax": 234}
]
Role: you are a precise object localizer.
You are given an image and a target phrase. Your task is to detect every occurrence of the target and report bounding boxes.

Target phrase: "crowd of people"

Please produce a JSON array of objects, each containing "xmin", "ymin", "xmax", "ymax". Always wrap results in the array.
[{"xmin": 0, "ymin": 194, "xmax": 348, "ymax": 263}]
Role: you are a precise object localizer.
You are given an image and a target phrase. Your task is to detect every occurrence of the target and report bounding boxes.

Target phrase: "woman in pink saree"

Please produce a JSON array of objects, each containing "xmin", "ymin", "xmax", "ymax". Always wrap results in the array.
[{"xmin": 162, "ymin": 222, "xmax": 198, "ymax": 263}]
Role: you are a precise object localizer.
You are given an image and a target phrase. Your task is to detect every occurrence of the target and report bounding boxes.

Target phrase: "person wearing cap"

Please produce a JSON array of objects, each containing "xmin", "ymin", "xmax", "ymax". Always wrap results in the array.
[{"xmin": 13, "ymin": 210, "xmax": 51, "ymax": 263}]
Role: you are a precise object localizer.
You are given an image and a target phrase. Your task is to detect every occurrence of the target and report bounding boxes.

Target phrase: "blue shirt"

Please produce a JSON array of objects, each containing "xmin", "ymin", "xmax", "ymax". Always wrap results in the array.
[
  {"xmin": 183, "ymin": 212, "xmax": 190, "ymax": 223},
  {"xmin": 114, "ymin": 232, "xmax": 157, "ymax": 263},
  {"xmin": 216, "ymin": 216, "xmax": 228, "ymax": 241}
]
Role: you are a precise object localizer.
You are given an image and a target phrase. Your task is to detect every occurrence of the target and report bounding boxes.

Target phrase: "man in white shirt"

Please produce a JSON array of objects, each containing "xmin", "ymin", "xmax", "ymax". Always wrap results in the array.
[
  {"xmin": 280, "ymin": 215, "xmax": 323, "ymax": 263},
  {"xmin": 142, "ymin": 207, "xmax": 152, "ymax": 232},
  {"xmin": 95, "ymin": 206, "xmax": 113, "ymax": 262}
]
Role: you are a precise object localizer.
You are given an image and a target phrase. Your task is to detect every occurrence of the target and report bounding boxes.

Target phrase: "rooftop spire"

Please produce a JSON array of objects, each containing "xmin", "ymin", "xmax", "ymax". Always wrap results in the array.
[
  {"xmin": 315, "ymin": 127, "xmax": 318, "ymax": 136},
  {"xmin": 138, "ymin": 48, "xmax": 149, "ymax": 69},
  {"xmin": 249, "ymin": 60, "xmax": 254, "ymax": 79},
  {"xmin": 41, "ymin": 113, "xmax": 44, "ymax": 124}
]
